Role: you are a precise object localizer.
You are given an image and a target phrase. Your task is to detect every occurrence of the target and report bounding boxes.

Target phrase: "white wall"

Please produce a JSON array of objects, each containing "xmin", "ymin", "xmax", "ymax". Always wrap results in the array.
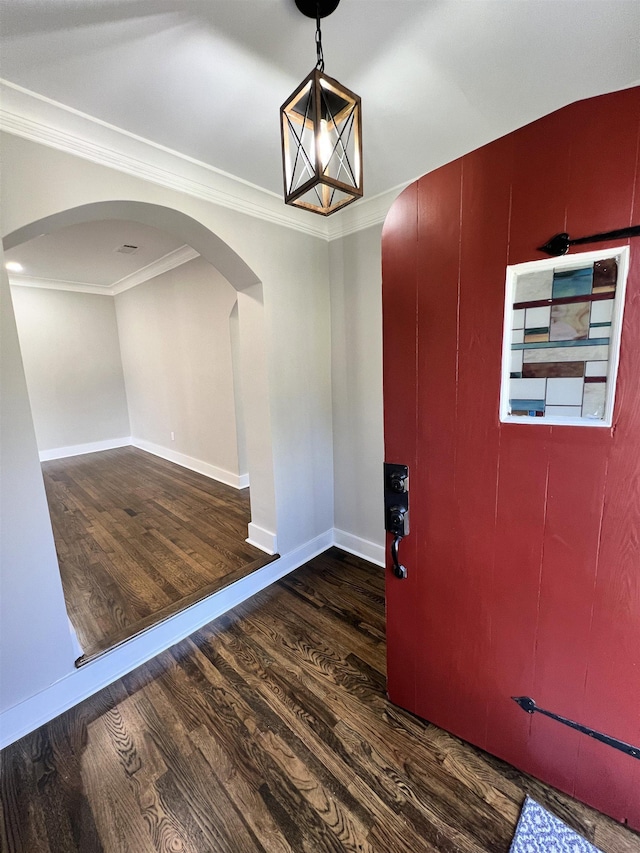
[
  {"xmin": 0, "ymin": 132, "xmax": 335, "ymax": 736},
  {"xmin": 329, "ymin": 226, "xmax": 385, "ymax": 560},
  {"xmin": 9, "ymin": 286, "xmax": 130, "ymax": 453},
  {"xmin": 115, "ymin": 256, "xmax": 244, "ymax": 481},
  {"xmin": 236, "ymin": 283, "xmax": 278, "ymax": 551},
  {"xmin": 0, "ymin": 261, "xmax": 76, "ymax": 713},
  {"xmin": 229, "ymin": 301, "xmax": 248, "ymax": 476}
]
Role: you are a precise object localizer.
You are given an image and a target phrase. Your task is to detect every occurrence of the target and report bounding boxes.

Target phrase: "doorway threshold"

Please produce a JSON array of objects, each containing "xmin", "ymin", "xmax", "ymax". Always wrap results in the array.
[{"xmin": 75, "ymin": 552, "xmax": 279, "ymax": 667}]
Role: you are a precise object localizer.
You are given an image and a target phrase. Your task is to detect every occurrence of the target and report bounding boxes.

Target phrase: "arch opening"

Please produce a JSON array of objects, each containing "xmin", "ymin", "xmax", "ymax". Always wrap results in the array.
[{"xmin": 4, "ymin": 200, "xmax": 278, "ymax": 658}]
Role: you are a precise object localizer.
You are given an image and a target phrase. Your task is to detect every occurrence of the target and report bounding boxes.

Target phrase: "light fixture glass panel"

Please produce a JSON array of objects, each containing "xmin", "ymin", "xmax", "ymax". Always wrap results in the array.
[
  {"xmin": 318, "ymin": 79, "xmax": 360, "ymax": 187},
  {"xmin": 281, "ymin": 69, "xmax": 362, "ymax": 216}
]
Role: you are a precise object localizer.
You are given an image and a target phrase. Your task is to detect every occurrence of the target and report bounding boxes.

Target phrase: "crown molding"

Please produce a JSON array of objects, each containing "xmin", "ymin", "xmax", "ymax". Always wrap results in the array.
[
  {"xmin": 326, "ymin": 183, "xmax": 409, "ymax": 240},
  {"xmin": 0, "ymin": 80, "xmax": 329, "ymax": 241},
  {"xmin": 111, "ymin": 245, "xmax": 199, "ymax": 294},
  {"xmin": 0, "ymin": 79, "xmax": 400, "ymax": 244},
  {"xmin": 8, "ymin": 274, "xmax": 112, "ymax": 295},
  {"xmin": 8, "ymin": 244, "xmax": 200, "ymax": 296}
]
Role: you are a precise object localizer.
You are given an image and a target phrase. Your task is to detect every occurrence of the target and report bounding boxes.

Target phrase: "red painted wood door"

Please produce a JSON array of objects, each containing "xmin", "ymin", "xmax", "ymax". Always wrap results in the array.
[{"xmin": 382, "ymin": 87, "xmax": 640, "ymax": 829}]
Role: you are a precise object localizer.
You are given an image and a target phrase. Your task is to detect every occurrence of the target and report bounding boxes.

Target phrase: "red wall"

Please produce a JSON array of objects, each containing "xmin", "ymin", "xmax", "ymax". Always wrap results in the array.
[{"xmin": 382, "ymin": 86, "xmax": 640, "ymax": 827}]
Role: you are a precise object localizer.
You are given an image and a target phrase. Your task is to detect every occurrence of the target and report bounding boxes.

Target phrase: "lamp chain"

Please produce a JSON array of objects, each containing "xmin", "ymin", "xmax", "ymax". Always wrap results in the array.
[{"xmin": 315, "ymin": 3, "xmax": 325, "ymax": 71}]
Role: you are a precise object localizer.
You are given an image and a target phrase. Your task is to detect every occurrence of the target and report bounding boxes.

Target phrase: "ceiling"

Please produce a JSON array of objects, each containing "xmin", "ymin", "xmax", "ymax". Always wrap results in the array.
[
  {"xmin": 5, "ymin": 220, "xmax": 187, "ymax": 287},
  {"xmin": 4, "ymin": 1, "xmax": 638, "ymax": 290},
  {"xmin": 1, "ymin": 0, "xmax": 639, "ymax": 204}
]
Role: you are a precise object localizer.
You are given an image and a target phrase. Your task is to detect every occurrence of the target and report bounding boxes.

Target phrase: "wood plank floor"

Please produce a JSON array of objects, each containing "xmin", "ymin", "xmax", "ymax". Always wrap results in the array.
[
  {"xmin": 1, "ymin": 549, "xmax": 637, "ymax": 853},
  {"xmin": 42, "ymin": 447, "xmax": 276, "ymax": 659}
]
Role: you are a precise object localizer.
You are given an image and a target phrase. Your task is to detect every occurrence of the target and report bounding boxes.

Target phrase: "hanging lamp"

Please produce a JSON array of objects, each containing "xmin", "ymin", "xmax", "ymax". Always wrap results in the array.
[{"xmin": 280, "ymin": 0, "xmax": 363, "ymax": 216}]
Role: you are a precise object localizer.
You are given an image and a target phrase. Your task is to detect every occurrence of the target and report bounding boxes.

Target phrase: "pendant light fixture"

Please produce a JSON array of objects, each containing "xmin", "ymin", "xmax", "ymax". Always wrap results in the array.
[{"xmin": 280, "ymin": 0, "xmax": 363, "ymax": 216}]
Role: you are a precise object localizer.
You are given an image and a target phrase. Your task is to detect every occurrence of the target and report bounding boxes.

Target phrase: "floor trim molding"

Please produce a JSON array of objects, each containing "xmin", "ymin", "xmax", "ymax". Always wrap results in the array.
[
  {"xmin": 333, "ymin": 528, "xmax": 385, "ymax": 567},
  {"xmin": 131, "ymin": 437, "xmax": 248, "ymax": 490},
  {"xmin": 246, "ymin": 522, "xmax": 278, "ymax": 555},
  {"xmin": 39, "ymin": 436, "xmax": 132, "ymax": 461}
]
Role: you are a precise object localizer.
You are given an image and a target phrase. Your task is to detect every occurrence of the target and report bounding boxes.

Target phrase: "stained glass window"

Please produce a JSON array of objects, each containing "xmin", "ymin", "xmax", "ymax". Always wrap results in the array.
[{"xmin": 500, "ymin": 248, "xmax": 629, "ymax": 426}]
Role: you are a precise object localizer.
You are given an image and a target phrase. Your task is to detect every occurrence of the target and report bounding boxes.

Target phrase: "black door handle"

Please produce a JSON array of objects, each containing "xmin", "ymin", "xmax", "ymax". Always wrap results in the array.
[
  {"xmin": 391, "ymin": 534, "xmax": 407, "ymax": 579},
  {"xmin": 385, "ymin": 463, "xmax": 410, "ymax": 580}
]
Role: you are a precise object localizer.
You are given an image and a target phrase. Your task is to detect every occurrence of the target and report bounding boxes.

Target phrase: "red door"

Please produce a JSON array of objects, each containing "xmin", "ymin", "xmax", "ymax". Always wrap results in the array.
[{"xmin": 382, "ymin": 87, "xmax": 640, "ymax": 829}]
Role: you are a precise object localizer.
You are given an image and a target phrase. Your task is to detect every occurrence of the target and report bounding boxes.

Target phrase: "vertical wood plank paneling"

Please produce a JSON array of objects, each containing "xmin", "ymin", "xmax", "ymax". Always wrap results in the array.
[
  {"xmin": 446, "ymin": 136, "xmax": 513, "ymax": 748},
  {"xmin": 413, "ymin": 162, "xmax": 464, "ymax": 731},
  {"xmin": 564, "ymin": 87, "xmax": 640, "ymax": 239},
  {"xmin": 623, "ymin": 154, "xmax": 640, "ymax": 830},
  {"xmin": 381, "ymin": 184, "xmax": 419, "ymax": 710},
  {"xmin": 572, "ymin": 432, "xmax": 640, "ymax": 822},
  {"xmin": 573, "ymin": 98, "xmax": 640, "ymax": 822},
  {"xmin": 631, "ymin": 759, "xmax": 640, "ymax": 833},
  {"xmin": 526, "ymin": 430, "xmax": 610, "ymax": 793},
  {"xmin": 487, "ymin": 426, "xmax": 549, "ymax": 765},
  {"xmin": 485, "ymin": 108, "xmax": 566, "ymax": 767},
  {"xmin": 507, "ymin": 106, "xmax": 572, "ymax": 266},
  {"xmin": 383, "ymin": 87, "xmax": 640, "ymax": 830},
  {"xmin": 572, "ymin": 319, "xmax": 640, "ymax": 822}
]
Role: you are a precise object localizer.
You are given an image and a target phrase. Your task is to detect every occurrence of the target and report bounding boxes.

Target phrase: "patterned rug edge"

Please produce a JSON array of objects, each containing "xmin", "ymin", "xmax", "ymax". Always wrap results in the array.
[{"xmin": 510, "ymin": 796, "xmax": 604, "ymax": 853}]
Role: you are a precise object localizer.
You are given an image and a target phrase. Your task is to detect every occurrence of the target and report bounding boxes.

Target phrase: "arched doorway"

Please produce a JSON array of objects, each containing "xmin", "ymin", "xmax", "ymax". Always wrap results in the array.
[{"xmin": 4, "ymin": 201, "xmax": 279, "ymax": 659}]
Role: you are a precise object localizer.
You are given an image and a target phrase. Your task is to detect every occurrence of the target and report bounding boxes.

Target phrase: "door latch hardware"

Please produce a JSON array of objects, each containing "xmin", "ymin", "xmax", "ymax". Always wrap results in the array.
[
  {"xmin": 387, "ymin": 505, "xmax": 408, "ymax": 536},
  {"xmin": 512, "ymin": 696, "xmax": 640, "ymax": 759},
  {"xmin": 390, "ymin": 535, "xmax": 407, "ymax": 579},
  {"xmin": 384, "ymin": 463, "xmax": 409, "ymax": 579}
]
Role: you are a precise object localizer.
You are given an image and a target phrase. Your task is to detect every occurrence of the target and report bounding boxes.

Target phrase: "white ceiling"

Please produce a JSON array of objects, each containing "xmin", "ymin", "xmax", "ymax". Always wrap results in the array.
[
  {"xmin": 2, "ymin": 0, "xmax": 638, "ymax": 769},
  {"xmin": 5, "ymin": 220, "xmax": 186, "ymax": 287},
  {"xmin": 1, "ymin": 0, "xmax": 639, "ymax": 202}
]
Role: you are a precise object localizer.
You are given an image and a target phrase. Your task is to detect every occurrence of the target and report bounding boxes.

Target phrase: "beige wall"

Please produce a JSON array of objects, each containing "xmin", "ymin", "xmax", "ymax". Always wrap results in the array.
[
  {"xmin": 329, "ymin": 226, "xmax": 385, "ymax": 552},
  {"xmin": 0, "ymin": 131, "xmax": 334, "ymax": 718},
  {"xmin": 1, "ymin": 263, "xmax": 76, "ymax": 711},
  {"xmin": 10, "ymin": 286, "xmax": 130, "ymax": 452},
  {"xmin": 115, "ymin": 256, "xmax": 243, "ymax": 479},
  {"xmin": 0, "ymin": 130, "xmax": 389, "ymax": 731},
  {"xmin": 229, "ymin": 301, "xmax": 248, "ymax": 476},
  {"xmin": 0, "ymin": 133, "xmax": 335, "ymax": 553}
]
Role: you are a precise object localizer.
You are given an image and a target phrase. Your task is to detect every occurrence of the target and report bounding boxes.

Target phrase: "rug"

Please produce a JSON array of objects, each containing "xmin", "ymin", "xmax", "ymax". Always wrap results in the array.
[{"xmin": 510, "ymin": 796, "xmax": 604, "ymax": 853}]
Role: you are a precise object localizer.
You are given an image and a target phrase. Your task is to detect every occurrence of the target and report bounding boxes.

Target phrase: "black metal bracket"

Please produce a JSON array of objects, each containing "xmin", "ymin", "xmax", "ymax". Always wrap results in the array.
[
  {"xmin": 538, "ymin": 225, "xmax": 640, "ymax": 256},
  {"xmin": 295, "ymin": 0, "xmax": 340, "ymax": 19},
  {"xmin": 512, "ymin": 696, "xmax": 640, "ymax": 760}
]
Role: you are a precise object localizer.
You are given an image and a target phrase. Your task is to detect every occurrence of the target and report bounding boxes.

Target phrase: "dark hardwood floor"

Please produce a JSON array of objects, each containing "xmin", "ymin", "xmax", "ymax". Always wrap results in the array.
[
  {"xmin": 42, "ymin": 447, "xmax": 276, "ymax": 659},
  {"xmin": 1, "ymin": 549, "xmax": 637, "ymax": 853}
]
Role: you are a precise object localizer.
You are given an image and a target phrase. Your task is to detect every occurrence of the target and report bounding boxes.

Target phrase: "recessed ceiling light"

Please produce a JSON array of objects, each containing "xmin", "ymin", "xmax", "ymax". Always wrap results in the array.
[{"xmin": 5, "ymin": 261, "xmax": 23, "ymax": 272}]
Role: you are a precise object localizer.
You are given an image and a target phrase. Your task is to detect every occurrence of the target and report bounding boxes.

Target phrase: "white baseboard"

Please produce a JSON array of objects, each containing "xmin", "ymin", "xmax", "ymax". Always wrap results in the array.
[
  {"xmin": 246, "ymin": 522, "xmax": 278, "ymax": 555},
  {"xmin": 39, "ymin": 436, "xmax": 132, "ymax": 461},
  {"xmin": 0, "ymin": 529, "xmax": 334, "ymax": 749},
  {"xmin": 131, "ymin": 437, "xmax": 248, "ymax": 490},
  {"xmin": 333, "ymin": 528, "xmax": 385, "ymax": 567}
]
